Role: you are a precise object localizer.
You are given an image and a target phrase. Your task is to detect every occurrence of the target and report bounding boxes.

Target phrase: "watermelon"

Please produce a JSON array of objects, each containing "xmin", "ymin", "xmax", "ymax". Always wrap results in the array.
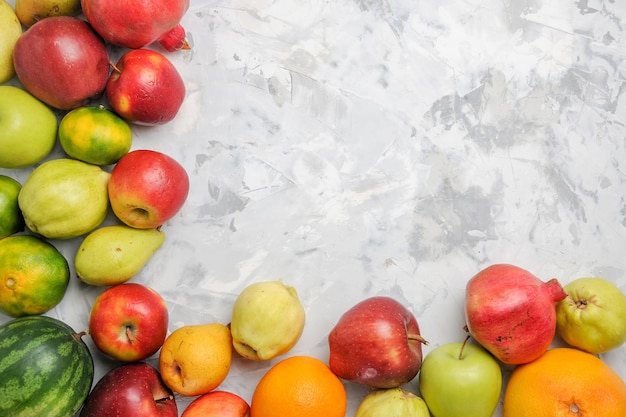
[{"xmin": 0, "ymin": 315, "xmax": 94, "ymax": 417}]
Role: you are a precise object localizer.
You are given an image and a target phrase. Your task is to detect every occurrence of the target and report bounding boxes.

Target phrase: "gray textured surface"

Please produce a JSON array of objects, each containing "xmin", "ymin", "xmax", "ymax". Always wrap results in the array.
[{"xmin": 2, "ymin": 0, "xmax": 625, "ymax": 415}]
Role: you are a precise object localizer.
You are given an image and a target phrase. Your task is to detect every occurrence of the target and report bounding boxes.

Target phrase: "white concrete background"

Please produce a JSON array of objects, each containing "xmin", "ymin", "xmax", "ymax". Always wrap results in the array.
[{"xmin": 2, "ymin": 0, "xmax": 626, "ymax": 415}]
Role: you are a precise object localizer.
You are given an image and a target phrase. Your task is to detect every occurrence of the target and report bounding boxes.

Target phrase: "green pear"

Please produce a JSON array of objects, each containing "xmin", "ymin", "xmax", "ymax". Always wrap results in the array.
[
  {"xmin": 75, "ymin": 224, "xmax": 166, "ymax": 286},
  {"xmin": 556, "ymin": 277, "xmax": 626, "ymax": 353},
  {"xmin": 0, "ymin": 0, "xmax": 22, "ymax": 84},
  {"xmin": 355, "ymin": 388, "xmax": 430, "ymax": 417},
  {"xmin": 230, "ymin": 280, "xmax": 306, "ymax": 360},
  {"xmin": 18, "ymin": 159, "xmax": 110, "ymax": 239}
]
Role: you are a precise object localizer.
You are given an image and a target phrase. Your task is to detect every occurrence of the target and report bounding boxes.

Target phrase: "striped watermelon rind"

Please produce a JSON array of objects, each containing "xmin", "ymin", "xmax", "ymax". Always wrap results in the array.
[{"xmin": 0, "ymin": 315, "xmax": 94, "ymax": 417}]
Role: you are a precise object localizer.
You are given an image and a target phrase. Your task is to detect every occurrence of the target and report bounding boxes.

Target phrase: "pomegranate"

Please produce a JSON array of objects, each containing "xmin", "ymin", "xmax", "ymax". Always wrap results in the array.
[
  {"xmin": 158, "ymin": 24, "xmax": 190, "ymax": 52},
  {"xmin": 13, "ymin": 16, "xmax": 110, "ymax": 110},
  {"xmin": 81, "ymin": 0, "xmax": 189, "ymax": 50},
  {"xmin": 464, "ymin": 264, "xmax": 567, "ymax": 365}
]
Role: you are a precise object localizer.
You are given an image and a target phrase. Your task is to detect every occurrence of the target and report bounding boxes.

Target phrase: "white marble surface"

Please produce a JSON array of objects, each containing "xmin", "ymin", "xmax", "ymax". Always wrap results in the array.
[{"xmin": 2, "ymin": 0, "xmax": 626, "ymax": 415}]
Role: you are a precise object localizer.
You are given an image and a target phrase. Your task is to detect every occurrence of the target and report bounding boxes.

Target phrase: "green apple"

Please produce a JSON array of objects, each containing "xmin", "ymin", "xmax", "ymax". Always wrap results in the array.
[
  {"xmin": 0, "ymin": 86, "xmax": 58, "ymax": 169},
  {"xmin": 0, "ymin": 175, "xmax": 25, "ymax": 239},
  {"xmin": 418, "ymin": 339, "xmax": 502, "ymax": 417},
  {"xmin": 355, "ymin": 388, "xmax": 430, "ymax": 417},
  {"xmin": 0, "ymin": 0, "xmax": 23, "ymax": 84},
  {"xmin": 556, "ymin": 277, "xmax": 626, "ymax": 354}
]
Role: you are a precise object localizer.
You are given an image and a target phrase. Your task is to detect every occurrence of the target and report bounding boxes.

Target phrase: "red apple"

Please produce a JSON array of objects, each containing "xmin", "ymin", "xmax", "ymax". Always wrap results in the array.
[
  {"xmin": 106, "ymin": 48, "xmax": 186, "ymax": 125},
  {"xmin": 80, "ymin": 362, "xmax": 177, "ymax": 417},
  {"xmin": 182, "ymin": 391, "xmax": 250, "ymax": 417},
  {"xmin": 328, "ymin": 296, "xmax": 428, "ymax": 388},
  {"xmin": 89, "ymin": 283, "xmax": 169, "ymax": 362},
  {"xmin": 13, "ymin": 16, "xmax": 110, "ymax": 110},
  {"xmin": 108, "ymin": 149, "xmax": 190, "ymax": 229},
  {"xmin": 81, "ymin": 0, "xmax": 189, "ymax": 50}
]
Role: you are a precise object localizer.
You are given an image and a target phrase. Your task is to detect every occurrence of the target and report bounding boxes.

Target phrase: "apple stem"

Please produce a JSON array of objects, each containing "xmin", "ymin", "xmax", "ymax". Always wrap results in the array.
[
  {"xmin": 155, "ymin": 395, "xmax": 174, "ymax": 403},
  {"xmin": 125, "ymin": 326, "xmax": 135, "ymax": 344},
  {"xmin": 409, "ymin": 334, "xmax": 429, "ymax": 345},
  {"xmin": 109, "ymin": 60, "xmax": 121, "ymax": 74},
  {"xmin": 72, "ymin": 331, "xmax": 88, "ymax": 343},
  {"xmin": 458, "ymin": 334, "xmax": 471, "ymax": 360}
]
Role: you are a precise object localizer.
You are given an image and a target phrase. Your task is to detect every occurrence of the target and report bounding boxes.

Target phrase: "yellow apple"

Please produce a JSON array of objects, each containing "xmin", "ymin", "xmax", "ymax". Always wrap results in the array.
[{"xmin": 0, "ymin": 86, "xmax": 58, "ymax": 169}]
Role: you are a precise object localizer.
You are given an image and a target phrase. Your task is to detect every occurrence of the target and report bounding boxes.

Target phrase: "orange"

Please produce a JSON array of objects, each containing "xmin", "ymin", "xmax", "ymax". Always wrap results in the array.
[
  {"xmin": 250, "ymin": 355, "xmax": 346, "ymax": 417},
  {"xmin": 0, "ymin": 234, "xmax": 70, "ymax": 317},
  {"xmin": 58, "ymin": 105, "xmax": 132, "ymax": 166},
  {"xmin": 503, "ymin": 347, "xmax": 626, "ymax": 417}
]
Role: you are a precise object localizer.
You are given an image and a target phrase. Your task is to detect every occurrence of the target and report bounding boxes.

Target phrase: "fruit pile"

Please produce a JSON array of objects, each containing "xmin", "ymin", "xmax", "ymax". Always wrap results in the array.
[
  {"xmin": 1, "ymin": 0, "xmax": 188, "ymax": 123},
  {"xmin": 1, "ymin": 1, "xmax": 626, "ymax": 417}
]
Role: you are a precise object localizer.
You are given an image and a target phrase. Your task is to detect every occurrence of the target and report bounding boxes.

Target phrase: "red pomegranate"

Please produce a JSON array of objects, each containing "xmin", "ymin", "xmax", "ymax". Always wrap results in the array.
[
  {"xmin": 464, "ymin": 264, "xmax": 567, "ymax": 364},
  {"xmin": 81, "ymin": 0, "xmax": 190, "ymax": 50},
  {"xmin": 12, "ymin": 16, "xmax": 110, "ymax": 110}
]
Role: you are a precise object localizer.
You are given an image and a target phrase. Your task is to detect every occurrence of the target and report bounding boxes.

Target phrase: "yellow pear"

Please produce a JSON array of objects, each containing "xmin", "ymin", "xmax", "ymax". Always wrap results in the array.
[
  {"xmin": 230, "ymin": 280, "xmax": 306, "ymax": 360},
  {"xmin": 15, "ymin": 0, "xmax": 81, "ymax": 26},
  {"xmin": 75, "ymin": 225, "xmax": 166, "ymax": 286},
  {"xmin": 159, "ymin": 323, "xmax": 232, "ymax": 396},
  {"xmin": 0, "ymin": 0, "xmax": 23, "ymax": 84}
]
